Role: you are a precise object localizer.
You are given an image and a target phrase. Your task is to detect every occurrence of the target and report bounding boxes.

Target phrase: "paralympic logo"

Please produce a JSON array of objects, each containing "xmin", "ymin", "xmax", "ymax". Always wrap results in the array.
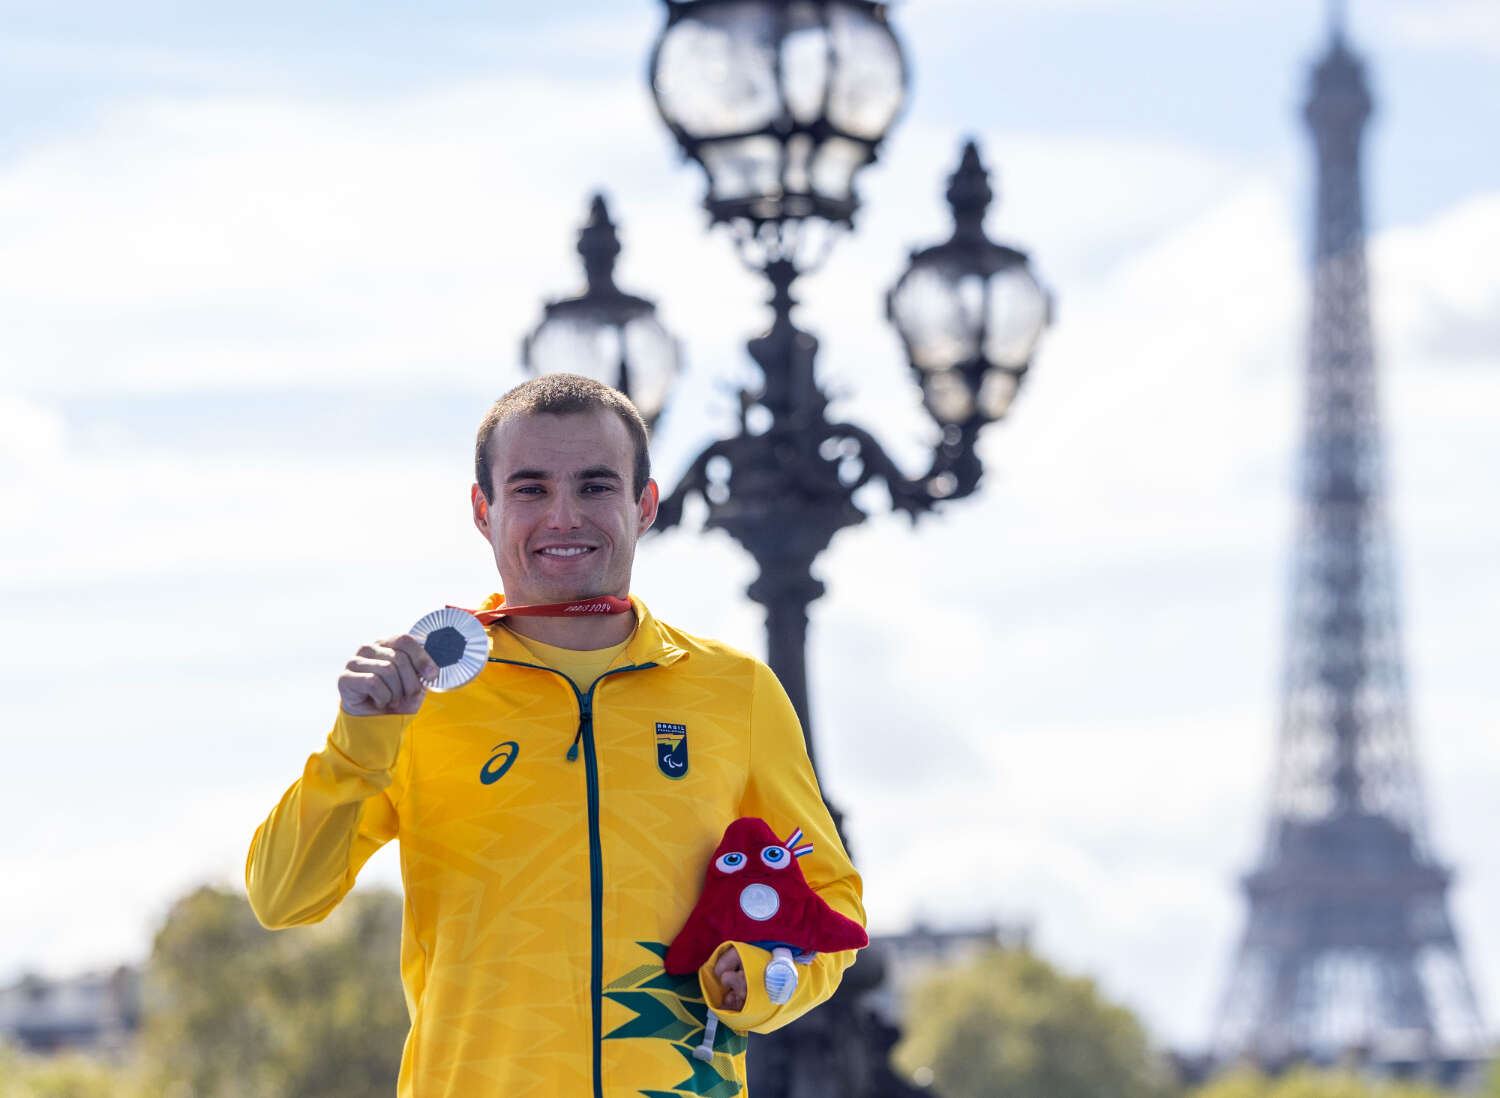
[{"xmin": 655, "ymin": 723, "xmax": 688, "ymax": 780}]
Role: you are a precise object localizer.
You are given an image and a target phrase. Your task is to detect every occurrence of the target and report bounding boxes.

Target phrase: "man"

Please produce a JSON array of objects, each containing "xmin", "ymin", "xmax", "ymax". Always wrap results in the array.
[{"xmin": 246, "ymin": 374, "xmax": 863, "ymax": 1098}]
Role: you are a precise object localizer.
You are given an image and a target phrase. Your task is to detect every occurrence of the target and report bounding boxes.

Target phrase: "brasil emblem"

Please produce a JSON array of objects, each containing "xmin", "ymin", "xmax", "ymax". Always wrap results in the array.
[{"xmin": 655, "ymin": 722, "xmax": 688, "ymax": 780}]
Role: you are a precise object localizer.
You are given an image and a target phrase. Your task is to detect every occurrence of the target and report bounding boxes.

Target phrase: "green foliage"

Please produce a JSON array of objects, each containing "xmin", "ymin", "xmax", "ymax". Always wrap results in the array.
[
  {"xmin": 138, "ymin": 884, "xmax": 408, "ymax": 1098},
  {"xmin": 893, "ymin": 947, "xmax": 1175, "ymax": 1098},
  {"xmin": 1485, "ymin": 1061, "xmax": 1500, "ymax": 1098},
  {"xmin": 1190, "ymin": 1067, "xmax": 1460, "ymax": 1098},
  {"xmin": 0, "ymin": 1041, "xmax": 143, "ymax": 1098}
]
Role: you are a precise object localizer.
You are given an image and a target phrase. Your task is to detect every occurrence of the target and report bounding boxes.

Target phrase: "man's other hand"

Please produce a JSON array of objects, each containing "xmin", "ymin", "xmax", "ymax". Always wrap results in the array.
[
  {"xmin": 338, "ymin": 635, "xmax": 438, "ymax": 716},
  {"xmin": 713, "ymin": 946, "xmax": 746, "ymax": 1012}
]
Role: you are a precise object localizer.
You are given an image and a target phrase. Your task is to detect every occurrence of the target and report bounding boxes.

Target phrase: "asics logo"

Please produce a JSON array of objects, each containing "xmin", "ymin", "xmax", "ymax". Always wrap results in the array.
[{"xmin": 481, "ymin": 742, "xmax": 519, "ymax": 785}]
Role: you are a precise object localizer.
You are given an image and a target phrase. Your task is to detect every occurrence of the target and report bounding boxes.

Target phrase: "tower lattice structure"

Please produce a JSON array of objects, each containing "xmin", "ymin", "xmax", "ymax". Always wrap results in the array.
[{"xmin": 1214, "ymin": 19, "xmax": 1486, "ymax": 1065}]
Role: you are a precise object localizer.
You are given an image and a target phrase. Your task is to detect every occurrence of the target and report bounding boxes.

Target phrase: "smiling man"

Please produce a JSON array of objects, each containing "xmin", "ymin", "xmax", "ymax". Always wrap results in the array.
[{"xmin": 245, "ymin": 374, "xmax": 864, "ymax": 1098}]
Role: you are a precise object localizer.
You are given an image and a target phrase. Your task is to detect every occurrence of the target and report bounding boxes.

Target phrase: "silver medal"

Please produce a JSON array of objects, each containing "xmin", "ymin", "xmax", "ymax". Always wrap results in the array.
[{"xmin": 409, "ymin": 607, "xmax": 490, "ymax": 691}]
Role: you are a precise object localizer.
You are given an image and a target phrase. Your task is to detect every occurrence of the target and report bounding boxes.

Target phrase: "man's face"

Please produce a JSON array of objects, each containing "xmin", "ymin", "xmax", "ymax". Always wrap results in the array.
[{"xmin": 472, "ymin": 409, "xmax": 657, "ymax": 606}]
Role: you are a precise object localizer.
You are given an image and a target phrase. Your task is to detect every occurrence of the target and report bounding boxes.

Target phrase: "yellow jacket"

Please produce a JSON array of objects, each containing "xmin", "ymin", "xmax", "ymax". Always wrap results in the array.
[{"xmin": 246, "ymin": 596, "xmax": 864, "ymax": 1098}]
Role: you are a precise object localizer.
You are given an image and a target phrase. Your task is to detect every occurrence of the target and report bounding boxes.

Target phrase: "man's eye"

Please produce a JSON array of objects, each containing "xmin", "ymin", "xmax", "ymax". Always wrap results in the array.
[{"xmin": 514, "ymin": 485, "xmax": 544, "ymax": 495}]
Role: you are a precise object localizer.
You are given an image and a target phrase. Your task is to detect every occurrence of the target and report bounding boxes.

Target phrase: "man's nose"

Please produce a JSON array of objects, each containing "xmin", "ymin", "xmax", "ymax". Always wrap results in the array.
[{"xmin": 544, "ymin": 491, "xmax": 582, "ymax": 528}]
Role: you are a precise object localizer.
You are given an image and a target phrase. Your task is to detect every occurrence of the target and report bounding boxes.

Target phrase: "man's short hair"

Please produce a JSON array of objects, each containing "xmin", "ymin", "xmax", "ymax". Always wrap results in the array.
[{"xmin": 475, "ymin": 374, "xmax": 651, "ymax": 503}]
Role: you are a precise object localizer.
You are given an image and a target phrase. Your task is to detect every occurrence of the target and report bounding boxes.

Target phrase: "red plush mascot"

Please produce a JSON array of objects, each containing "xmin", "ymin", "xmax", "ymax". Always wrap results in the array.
[{"xmin": 667, "ymin": 817, "xmax": 867, "ymax": 1060}]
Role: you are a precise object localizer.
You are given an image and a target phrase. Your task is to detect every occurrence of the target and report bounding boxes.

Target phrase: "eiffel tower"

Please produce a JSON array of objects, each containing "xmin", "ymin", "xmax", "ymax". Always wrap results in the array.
[{"xmin": 1213, "ymin": 8, "xmax": 1487, "ymax": 1071}]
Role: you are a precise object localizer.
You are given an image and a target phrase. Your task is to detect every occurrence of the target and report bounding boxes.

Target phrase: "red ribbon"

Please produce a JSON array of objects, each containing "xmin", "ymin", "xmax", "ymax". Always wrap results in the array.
[{"xmin": 454, "ymin": 596, "xmax": 633, "ymax": 627}]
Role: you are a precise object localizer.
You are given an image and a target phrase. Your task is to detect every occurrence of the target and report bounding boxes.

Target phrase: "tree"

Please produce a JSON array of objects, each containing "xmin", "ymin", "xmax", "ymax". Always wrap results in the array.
[
  {"xmin": 892, "ymin": 947, "xmax": 1176, "ymax": 1098},
  {"xmin": 138, "ymin": 884, "xmax": 408, "ymax": 1098},
  {"xmin": 0, "ymin": 1041, "xmax": 142, "ymax": 1098},
  {"xmin": 1191, "ymin": 1067, "xmax": 1458, "ymax": 1098}
]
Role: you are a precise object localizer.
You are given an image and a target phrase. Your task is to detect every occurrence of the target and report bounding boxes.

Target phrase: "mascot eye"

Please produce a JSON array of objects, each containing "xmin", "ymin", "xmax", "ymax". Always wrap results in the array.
[
  {"xmin": 760, "ymin": 845, "xmax": 790, "ymax": 868},
  {"xmin": 715, "ymin": 851, "xmax": 747, "ymax": 873}
]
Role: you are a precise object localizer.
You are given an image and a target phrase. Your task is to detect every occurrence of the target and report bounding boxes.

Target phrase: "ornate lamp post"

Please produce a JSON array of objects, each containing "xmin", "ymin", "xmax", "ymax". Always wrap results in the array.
[{"xmin": 522, "ymin": 193, "xmax": 680, "ymax": 428}]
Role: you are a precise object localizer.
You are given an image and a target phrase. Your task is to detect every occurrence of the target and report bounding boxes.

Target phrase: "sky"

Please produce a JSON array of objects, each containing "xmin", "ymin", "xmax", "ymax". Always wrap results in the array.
[{"xmin": 2, "ymin": 0, "xmax": 1498, "ymax": 1055}]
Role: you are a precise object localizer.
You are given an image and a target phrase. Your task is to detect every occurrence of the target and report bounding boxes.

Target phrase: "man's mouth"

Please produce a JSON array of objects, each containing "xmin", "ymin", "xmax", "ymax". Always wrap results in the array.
[{"xmin": 536, "ymin": 546, "xmax": 595, "ymax": 559}]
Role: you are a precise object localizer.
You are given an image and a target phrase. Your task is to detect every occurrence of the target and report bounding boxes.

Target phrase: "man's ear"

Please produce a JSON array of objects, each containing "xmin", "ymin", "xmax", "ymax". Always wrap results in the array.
[
  {"xmin": 636, "ymin": 479, "xmax": 659, "ymax": 536},
  {"xmin": 472, "ymin": 483, "xmax": 492, "ymax": 538}
]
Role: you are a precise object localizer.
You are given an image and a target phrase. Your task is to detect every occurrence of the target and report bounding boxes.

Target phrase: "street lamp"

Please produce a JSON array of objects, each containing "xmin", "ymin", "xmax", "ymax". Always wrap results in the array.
[
  {"xmin": 887, "ymin": 140, "xmax": 1053, "ymax": 500},
  {"xmin": 522, "ymin": 193, "xmax": 680, "ymax": 429}
]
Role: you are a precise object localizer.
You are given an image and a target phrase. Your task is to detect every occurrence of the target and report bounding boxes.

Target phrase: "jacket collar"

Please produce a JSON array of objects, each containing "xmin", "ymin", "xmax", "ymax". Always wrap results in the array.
[{"xmin": 475, "ymin": 592, "xmax": 687, "ymax": 669}]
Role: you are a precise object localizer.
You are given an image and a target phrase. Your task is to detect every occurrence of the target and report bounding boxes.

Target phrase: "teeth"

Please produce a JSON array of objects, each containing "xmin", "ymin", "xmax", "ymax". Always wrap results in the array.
[{"xmin": 540, "ymin": 547, "xmax": 590, "ymax": 557}]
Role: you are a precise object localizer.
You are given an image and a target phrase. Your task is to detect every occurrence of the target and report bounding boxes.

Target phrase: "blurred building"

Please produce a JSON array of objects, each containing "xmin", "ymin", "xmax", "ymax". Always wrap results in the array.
[
  {"xmin": 0, "ymin": 966, "xmax": 141, "ymax": 1053},
  {"xmin": 862, "ymin": 920, "xmax": 1030, "ymax": 1025}
]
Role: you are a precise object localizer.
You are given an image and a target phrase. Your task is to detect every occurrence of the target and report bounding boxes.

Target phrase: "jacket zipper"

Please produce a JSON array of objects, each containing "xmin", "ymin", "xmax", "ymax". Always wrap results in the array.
[{"xmin": 488, "ymin": 657, "xmax": 658, "ymax": 1098}]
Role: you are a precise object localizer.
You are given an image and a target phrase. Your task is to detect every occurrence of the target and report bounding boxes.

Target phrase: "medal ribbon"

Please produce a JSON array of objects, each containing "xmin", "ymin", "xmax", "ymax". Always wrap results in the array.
[{"xmin": 455, "ymin": 596, "xmax": 633, "ymax": 626}]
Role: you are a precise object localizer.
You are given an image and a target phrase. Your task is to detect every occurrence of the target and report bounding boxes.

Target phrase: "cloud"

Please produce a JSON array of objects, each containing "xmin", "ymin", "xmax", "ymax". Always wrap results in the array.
[
  {"xmin": 0, "ymin": 74, "xmax": 725, "ymax": 396},
  {"xmin": 1374, "ymin": 192, "xmax": 1500, "ymax": 369},
  {"xmin": 0, "ymin": 393, "xmax": 65, "ymax": 464},
  {"xmin": 1382, "ymin": 0, "xmax": 1500, "ymax": 60},
  {"xmin": 0, "ymin": 33, "xmax": 265, "ymax": 85},
  {"xmin": 0, "ymin": 59, "xmax": 1257, "ymax": 410}
]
